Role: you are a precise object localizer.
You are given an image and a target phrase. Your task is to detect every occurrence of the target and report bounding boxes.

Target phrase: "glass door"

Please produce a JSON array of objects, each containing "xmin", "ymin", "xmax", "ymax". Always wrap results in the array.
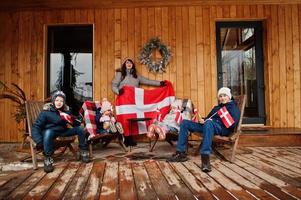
[{"xmin": 216, "ymin": 21, "xmax": 265, "ymax": 124}]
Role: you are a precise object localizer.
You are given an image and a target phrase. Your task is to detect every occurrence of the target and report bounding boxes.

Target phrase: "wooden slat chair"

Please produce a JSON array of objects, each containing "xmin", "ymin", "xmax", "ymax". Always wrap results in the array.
[
  {"xmin": 194, "ymin": 95, "xmax": 246, "ymax": 162},
  {"xmin": 25, "ymin": 100, "xmax": 77, "ymax": 169},
  {"xmin": 150, "ymin": 98, "xmax": 195, "ymax": 152},
  {"xmin": 79, "ymin": 101, "xmax": 127, "ymax": 157}
]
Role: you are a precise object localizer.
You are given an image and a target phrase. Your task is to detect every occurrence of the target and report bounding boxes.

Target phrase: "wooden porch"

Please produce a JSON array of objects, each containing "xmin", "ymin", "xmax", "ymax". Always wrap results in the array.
[{"xmin": 0, "ymin": 146, "xmax": 301, "ymax": 200}]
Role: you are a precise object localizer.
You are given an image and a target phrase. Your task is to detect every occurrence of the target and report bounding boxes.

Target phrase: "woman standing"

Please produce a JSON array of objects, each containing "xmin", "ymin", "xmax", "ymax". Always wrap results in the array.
[{"xmin": 112, "ymin": 58, "xmax": 165, "ymax": 146}]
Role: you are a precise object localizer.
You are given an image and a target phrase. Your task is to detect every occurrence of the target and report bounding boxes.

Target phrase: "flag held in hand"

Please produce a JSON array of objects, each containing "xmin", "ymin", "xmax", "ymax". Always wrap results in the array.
[{"xmin": 217, "ymin": 107, "xmax": 234, "ymax": 128}]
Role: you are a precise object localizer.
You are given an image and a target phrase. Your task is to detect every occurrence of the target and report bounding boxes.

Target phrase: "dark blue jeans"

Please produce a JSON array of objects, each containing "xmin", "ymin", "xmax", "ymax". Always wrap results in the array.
[
  {"xmin": 34, "ymin": 127, "xmax": 88, "ymax": 156},
  {"xmin": 176, "ymin": 119, "xmax": 222, "ymax": 155}
]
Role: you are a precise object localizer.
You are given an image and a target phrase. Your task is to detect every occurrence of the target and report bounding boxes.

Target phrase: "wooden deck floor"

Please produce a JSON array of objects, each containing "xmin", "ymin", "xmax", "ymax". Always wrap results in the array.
[{"xmin": 0, "ymin": 146, "xmax": 301, "ymax": 200}]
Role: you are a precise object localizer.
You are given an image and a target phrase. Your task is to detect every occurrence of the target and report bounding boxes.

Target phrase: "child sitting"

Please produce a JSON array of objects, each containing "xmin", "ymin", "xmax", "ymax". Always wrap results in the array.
[
  {"xmin": 147, "ymin": 99, "xmax": 192, "ymax": 140},
  {"xmin": 95, "ymin": 98, "xmax": 123, "ymax": 138}
]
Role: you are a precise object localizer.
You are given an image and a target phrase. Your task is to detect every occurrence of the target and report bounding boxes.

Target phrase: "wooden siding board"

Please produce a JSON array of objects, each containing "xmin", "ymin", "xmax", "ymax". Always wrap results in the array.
[
  {"xmin": 175, "ymin": 7, "xmax": 183, "ymax": 98},
  {"xmin": 155, "ymin": 7, "xmax": 163, "ymax": 82},
  {"xmin": 114, "ymin": 8, "xmax": 121, "ymax": 70},
  {"xmin": 292, "ymin": 5, "xmax": 301, "ymax": 128},
  {"xmin": 162, "ymin": 7, "xmax": 170, "ymax": 82},
  {"xmin": 195, "ymin": 6, "xmax": 205, "ymax": 116},
  {"xmin": 210, "ymin": 6, "xmax": 217, "ymax": 106},
  {"xmin": 134, "ymin": 8, "xmax": 142, "ymax": 78},
  {"xmin": 94, "ymin": 9, "xmax": 102, "ymax": 100},
  {"xmin": 168, "ymin": 7, "xmax": 177, "ymax": 90},
  {"xmin": 140, "ymin": 7, "xmax": 148, "ymax": 83},
  {"xmin": 271, "ymin": 5, "xmax": 280, "ymax": 127},
  {"xmin": 264, "ymin": 5, "xmax": 272, "ymax": 126},
  {"xmin": 285, "ymin": 5, "xmax": 294, "ymax": 127},
  {"xmin": 101, "ymin": 9, "xmax": 109, "ymax": 99},
  {"xmin": 107, "ymin": 9, "xmax": 115, "ymax": 101},
  {"xmin": 147, "ymin": 8, "xmax": 156, "ymax": 83},
  {"xmin": 188, "ymin": 6, "xmax": 198, "ymax": 106},
  {"xmin": 182, "ymin": 6, "xmax": 191, "ymax": 99},
  {"xmin": 278, "ymin": 5, "xmax": 287, "ymax": 127},
  {"xmin": 203, "ymin": 6, "xmax": 212, "ymax": 114}
]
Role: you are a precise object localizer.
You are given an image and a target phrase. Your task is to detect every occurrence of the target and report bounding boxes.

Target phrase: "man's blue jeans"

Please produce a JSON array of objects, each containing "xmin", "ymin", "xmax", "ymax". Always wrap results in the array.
[
  {"xmin": 34, "ymin": 127, "xmax": 88, "ymax": 156},
  {"xmin": 176, "ymin": 119, "xmax": 222, "ymax": 155}
]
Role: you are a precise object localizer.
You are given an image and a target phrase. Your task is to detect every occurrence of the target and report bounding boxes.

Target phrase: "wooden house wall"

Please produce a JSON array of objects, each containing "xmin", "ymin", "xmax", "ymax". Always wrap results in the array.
[{"xmin": 0, "ymin": 4, "xmax": 300, "ymax": 142}]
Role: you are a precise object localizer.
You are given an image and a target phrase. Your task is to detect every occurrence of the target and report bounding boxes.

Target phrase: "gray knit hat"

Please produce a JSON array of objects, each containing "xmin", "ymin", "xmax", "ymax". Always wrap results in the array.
[{"xmin": 51, "ymin": 91, "xmax": 66, "ymax": 104}]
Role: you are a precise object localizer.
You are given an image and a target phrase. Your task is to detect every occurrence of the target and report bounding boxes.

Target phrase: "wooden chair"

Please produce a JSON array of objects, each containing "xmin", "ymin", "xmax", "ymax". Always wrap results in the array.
[
  {"xmin": 87, "ymin": 131, "xmax": 127, "ymax": 157},
  {"xmin": 25, "ymin": 100, "xmax": 77, "ymax": 169},
  {"xmin": 79, "ymin": 101, "xmax": 127, "ymax": 157},
  {"xmin": 194, "ymin": 95, "xmax": 246, "ymax": 162}
]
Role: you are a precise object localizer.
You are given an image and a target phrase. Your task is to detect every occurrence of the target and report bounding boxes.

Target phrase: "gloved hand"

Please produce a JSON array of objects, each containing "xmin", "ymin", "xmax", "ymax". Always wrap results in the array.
[
  {"xmin": 160, "ymin": 81, "xmax": 166, "ymax": 86},
  {"xmin": 118, "ymin": 88, "xmax": 124, "ymax": 95}
]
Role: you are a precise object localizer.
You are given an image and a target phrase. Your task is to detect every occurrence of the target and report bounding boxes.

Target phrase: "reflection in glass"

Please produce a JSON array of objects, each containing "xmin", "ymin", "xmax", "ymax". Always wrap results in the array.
[
  {"xmin": 47, "ymin": 25, "xmax": 93, "ymax": 114},
  {"xmin": 220, "ymin": 27, "xmax": 258, "ymax": 117}
]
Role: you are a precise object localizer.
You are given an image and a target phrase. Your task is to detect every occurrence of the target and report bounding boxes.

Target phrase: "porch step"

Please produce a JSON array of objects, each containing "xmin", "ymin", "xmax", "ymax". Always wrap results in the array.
[{"xmin": 239, "ymin": 128, "xmax": 301, "ymax": 147}]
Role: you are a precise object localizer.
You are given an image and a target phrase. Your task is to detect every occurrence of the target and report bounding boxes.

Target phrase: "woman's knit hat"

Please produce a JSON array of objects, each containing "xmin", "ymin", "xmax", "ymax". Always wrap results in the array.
[
  {"xmin": 101, "ymin": 98, "xmax": 113, "ymax": 113},
  {"xmin": 217, "ymin": 87, "xmax": 232, "ymax": 99},
  {"xmin": 51, "ymin": 91, "xmax": 66, "ymax": 104}
]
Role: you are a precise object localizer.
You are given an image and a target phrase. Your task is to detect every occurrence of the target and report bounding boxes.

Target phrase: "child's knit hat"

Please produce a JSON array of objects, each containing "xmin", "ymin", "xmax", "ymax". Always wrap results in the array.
[
  {"xmin": 217, "ymin": 87, "xmax": 232, "ymax": 99},
  {"xmin": 51, "ymin": 91, "xmax": 66, "ymax": 104},
  {"xmin": 171, "ymin": 99, "xmax": 182, "ymax": 109},
  {"xmin": 101, "ymin": 98, "xmax": 113, "ymax": 113}
]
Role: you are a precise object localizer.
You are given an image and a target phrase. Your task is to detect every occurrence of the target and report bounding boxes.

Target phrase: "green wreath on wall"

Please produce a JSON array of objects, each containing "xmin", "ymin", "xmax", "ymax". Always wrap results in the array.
[{"xmin": 139, "ymin": 37, "xmax": 172, "ymax": 73}]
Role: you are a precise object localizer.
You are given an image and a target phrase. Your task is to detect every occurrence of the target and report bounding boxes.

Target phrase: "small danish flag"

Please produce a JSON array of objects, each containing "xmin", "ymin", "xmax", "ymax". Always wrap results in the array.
[{"xmin": 217, "ymin": 107, "xmax": 234, "ymax": 128}]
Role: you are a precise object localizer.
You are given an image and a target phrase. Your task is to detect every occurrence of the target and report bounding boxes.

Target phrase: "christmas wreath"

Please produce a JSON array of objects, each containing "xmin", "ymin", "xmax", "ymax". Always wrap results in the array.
[{"xmin": 139, "ymin": 37, "xmax": 172, "ymax": 73}]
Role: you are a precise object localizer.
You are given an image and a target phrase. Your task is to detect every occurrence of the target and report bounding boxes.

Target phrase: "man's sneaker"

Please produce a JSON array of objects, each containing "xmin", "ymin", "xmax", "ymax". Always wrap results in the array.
[
  {"xmin": 167, "ymin": 151, "xmax": 188, "ymax": 162},
  {"xmin": 115, "ymin": 122, "xmax": 124, "ymax": 134},
  {"xmin": 80, "ymin": 150, "xmax": 90, "ymax": 163},
  {"xmin": 44, "ymin": 156, "xmax": 54, "ymax": 173}
]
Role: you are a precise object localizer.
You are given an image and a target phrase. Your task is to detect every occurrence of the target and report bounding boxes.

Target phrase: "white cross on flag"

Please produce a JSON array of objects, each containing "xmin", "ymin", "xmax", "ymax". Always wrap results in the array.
[
  {"xmin": 115, "ymin": 81, "xmax": 175, "ymax": 136},
  {"xmin": 217, "ymin": 106, "xmax": 234, "ymax": 128}
]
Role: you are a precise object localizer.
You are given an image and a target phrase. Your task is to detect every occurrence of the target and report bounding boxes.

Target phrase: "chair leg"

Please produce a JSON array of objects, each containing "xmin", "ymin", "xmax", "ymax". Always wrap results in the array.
[
  {"xmin": 30, "ymin": 142, "xmax": 38, "ymax": 170},
  {"xmin": 67, "ymin": 144, "xmax": 78, "ymax": 160},
  {"xmin": 149, "ymin": 133, "xmax": 159, "ymax": 152},
  {"xmin": 118, "ymin": 134, "xmax": 127, "ymax": 152},
  {"xmin": 89, "ymin": 143, "xmax": 93, "ymax": 158},
  {"xmin": 230, "ymin": 136, "xmax": 240, "ymax": 162}
]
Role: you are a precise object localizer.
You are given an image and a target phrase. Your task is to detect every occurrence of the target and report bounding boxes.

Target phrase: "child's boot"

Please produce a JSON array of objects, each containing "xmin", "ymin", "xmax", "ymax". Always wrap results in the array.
[
  {"xmin": 44, "ymin": 156, "xmax": 54, "ymax": 173},
  {"xmin": 80, "ymin": 150, "xmax": 90, "ymax": 163}
]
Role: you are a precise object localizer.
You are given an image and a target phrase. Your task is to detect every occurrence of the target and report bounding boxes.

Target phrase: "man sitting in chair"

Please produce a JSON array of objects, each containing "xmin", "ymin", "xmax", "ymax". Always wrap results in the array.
[
  {"xmin": 31, "ymin": 91, "xmax": 90, "ymax": 173},
  {"xmin": 167, "ymin": 87, "xmax": 240, "ymax": 172}
]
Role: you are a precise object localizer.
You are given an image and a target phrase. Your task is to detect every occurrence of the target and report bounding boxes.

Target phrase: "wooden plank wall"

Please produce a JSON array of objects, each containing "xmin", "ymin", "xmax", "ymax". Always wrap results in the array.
[{"xmin": 0, "ymin": 4, "xmax": 301, "ymax": 142}]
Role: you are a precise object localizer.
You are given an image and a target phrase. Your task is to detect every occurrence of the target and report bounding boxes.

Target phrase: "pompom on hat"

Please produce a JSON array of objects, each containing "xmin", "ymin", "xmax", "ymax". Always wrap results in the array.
[
  {"xmin": 217, "ymin": 87, "xmax": 232, "ymax": 99},
  {"xmin": 101, "ymin": 98, "xmax": 113, "ymax": 113},
  {"xmin": 51, "ymin": 91, "xmax": 66, "ymax": 104}
]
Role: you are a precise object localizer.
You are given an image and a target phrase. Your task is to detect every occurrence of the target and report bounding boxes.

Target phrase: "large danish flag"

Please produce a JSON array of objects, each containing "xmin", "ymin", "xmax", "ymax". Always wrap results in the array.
[
  {"xmin": 115, "ymin": 81, "xmax": 175, "ymax": 136},
  {"xmin": 217, "ymin": 106, "xmax": 235, "ymax": 128}
]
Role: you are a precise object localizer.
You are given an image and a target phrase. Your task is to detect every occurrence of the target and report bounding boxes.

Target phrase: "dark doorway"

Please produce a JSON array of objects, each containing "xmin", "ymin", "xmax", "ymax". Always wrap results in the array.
[
  {"xmin": 47, "ymin": 25, "xmax": 93, "ymax": 115},
  {"xmin": 216, "ymin": 21, "xmax": 265, "ymax": 124}
]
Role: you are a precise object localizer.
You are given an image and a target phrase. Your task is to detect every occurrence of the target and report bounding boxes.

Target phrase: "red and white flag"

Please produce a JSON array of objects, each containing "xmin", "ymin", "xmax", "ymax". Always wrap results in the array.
[
  {"xmin": 175, "ymin": 108, "xmax": 182, "ymax": 124},
  {"xmin": 115, "ymin": 81, "xmax": 175, "ymax": 136},
  {"xmin": 156, "ymin": 108, "xmax": 163, "ymax": 122},
  {"xmin": 217, "ymin": 106, "xmax": 234, "ymax": 128},
  {"xmin": 191, "ymin": 108, "xmax": 198, "ymax": 122},
  {"xmin": 59, "ymin": 110, "xmax": 74, "ymax": 125}
]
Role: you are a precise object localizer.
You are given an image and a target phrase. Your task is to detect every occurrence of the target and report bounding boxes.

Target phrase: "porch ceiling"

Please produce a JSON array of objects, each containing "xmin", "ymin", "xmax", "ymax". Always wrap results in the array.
[{"xmin": 0, "ymin": 0, "xmax": 300, "ymax": 10}]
